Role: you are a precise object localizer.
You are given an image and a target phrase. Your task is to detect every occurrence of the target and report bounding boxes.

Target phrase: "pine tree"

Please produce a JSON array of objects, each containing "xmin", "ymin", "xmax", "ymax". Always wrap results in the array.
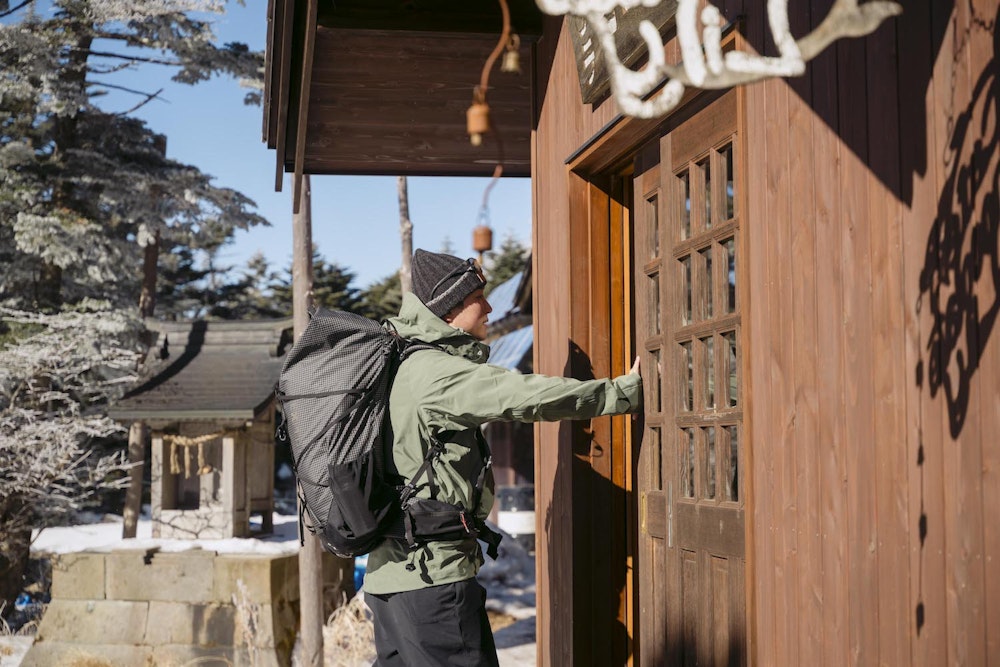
[
  {"xmin": 268, "ymin": 249, "xmax": 364, "ymax": 316},
  {"xmin": 205, "ymin": 251, "xmax": 287, "ymax": 320},
  {"xmin": 360, "ymin": 272, "xmax": 403, "ymax": 323},
  {"xmin": 483, "ymin": 232, "xmax": 529, "ymax": 296},
  {"xmin": 155, "ymin": 242, "xmax": 212, "ymax": 320}
]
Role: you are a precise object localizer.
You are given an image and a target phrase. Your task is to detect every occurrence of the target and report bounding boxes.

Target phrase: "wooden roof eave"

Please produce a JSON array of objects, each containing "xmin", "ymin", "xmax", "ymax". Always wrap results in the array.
[
  {"xmin": 264, "ymin": 0, "xmax": 316, "ymax": 205},
  {"xmin": 291, "ymin": 0, "xmax": 319, "ymax": 213},
  {"xmin": 264, "ymin": 1, "xmax": 540, "ymax": 185}
]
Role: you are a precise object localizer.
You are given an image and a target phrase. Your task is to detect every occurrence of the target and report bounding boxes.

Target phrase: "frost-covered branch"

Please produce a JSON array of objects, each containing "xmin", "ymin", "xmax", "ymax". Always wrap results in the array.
[
  {"xmin": 536, "ymin": 0, "xmax": 902, "ymax": 118},
  {"xmin": 0, "ymin": 303, "xmax": 141, "ymax": 531}
]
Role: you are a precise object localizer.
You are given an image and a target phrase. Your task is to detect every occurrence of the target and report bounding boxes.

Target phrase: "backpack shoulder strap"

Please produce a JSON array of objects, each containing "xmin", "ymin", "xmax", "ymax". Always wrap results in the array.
[{"xmin": 398, "ymin": 339, "xmax": 442, "ymax": 361}]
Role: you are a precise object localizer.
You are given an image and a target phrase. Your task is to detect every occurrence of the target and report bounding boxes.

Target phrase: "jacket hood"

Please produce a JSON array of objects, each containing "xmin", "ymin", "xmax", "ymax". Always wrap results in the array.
[{"xmin": 388, "ymin": 292, "xmax": 490, "ymax": 363}]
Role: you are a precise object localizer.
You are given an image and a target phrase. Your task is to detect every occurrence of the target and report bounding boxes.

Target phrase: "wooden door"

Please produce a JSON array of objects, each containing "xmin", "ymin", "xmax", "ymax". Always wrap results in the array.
[{"xmin": 633, "ymin": 90, "xmax": 747, "ymax": 666}]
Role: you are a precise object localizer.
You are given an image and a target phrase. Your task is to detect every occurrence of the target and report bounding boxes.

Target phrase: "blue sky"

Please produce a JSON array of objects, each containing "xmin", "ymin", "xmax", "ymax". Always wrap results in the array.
[{"xmin": 95, "ymin": 1, "xmax": 532, "ymax": 288}]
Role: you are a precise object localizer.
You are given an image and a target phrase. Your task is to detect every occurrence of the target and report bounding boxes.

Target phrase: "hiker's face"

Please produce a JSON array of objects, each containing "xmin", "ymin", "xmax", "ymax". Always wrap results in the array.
[{"xmin": 444, "ymin": 288, "xmax": 491, "ymax": 340}]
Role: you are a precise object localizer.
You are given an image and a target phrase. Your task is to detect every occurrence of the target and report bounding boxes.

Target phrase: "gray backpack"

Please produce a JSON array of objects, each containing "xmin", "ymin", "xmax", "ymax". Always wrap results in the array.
[{"xmin": 276, "ymin": 308, "xmax": 500, "ymax": 558}]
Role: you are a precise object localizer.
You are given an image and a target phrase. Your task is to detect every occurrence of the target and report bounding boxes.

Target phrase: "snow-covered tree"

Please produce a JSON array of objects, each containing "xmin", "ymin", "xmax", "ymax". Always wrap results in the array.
[
  {"xmin": 0, "ymin": 0, "xmax": 267, "ymax": 309},
  {"xmin": 0, "ymin": 301, "xmax": 141, "ymax": 610},
  {"xmin": 0, "ymin": 0, "xmax": 269, "ymax": 616}
]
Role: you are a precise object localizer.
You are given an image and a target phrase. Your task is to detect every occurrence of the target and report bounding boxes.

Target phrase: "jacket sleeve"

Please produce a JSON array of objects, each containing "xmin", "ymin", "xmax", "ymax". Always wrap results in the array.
[{"xmin": 416, "ymin": 357, "xmax": 643, "ymax": 432}]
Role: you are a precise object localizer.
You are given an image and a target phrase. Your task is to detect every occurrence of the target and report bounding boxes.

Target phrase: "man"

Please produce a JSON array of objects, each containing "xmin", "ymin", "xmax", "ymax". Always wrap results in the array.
[{"xmin": 365, "ymin": 249, "xmax": 642, "ymax": 666}]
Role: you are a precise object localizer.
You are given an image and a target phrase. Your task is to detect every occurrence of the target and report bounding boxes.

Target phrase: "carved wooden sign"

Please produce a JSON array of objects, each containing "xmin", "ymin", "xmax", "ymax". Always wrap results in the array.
[{"xmin": 568, "ymin": 2, "xmax": 678, "ymax": 104}]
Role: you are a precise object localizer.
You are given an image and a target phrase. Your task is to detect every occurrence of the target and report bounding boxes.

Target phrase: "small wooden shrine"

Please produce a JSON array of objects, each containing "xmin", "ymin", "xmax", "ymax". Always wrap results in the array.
[{"xmin": 111, "ymin": 318, "xmax": 293, "ymax": 539}]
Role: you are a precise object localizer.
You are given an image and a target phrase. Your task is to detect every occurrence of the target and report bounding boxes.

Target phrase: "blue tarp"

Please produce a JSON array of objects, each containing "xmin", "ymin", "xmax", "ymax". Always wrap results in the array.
[{"xmin": 488, "ymin": 324, "xmax": 533, "ymax": 372}]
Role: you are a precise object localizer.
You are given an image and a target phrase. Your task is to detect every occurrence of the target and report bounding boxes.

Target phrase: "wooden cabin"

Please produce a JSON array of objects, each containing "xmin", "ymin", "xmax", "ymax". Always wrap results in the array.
[{"xmin": 263, "ymin": 1, "xmax": 1000, "ymax": 664}]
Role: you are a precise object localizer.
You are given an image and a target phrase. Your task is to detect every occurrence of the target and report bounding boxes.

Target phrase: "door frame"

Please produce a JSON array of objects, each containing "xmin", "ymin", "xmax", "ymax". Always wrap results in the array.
[{"xmin": 565, "ymin": 50, "xmax": 755, "ymax": 665}]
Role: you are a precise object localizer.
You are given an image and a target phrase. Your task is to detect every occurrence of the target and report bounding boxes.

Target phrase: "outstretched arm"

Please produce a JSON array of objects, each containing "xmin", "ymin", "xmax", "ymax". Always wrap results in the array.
[{"xmin": 413, "ymin": 355, "xmax": 643, "ymax": 433}]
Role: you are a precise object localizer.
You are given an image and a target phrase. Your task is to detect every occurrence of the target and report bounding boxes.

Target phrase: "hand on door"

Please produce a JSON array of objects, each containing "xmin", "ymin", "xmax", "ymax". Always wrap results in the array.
[{"xmin": 630, "ymin": 356, "xmax": 643, "ymax": 420}]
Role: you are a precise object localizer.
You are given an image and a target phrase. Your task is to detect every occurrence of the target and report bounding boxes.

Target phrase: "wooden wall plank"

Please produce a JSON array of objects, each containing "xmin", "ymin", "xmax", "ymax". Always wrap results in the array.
[
  {"xmin": 967, "ymin": 5, "xmax": 1000, "ymax": 663},
  {"xmin": 837, "ymin": 30, "xmax": 879, "ymax": 665},
  {"xmin": 928, "ymin": 4, "xmax": 961, "ymax": 661},
  {"xmin": 865, "ymin": 10, "xmax": 910, "ymax": 667},
  {"xmin": 743, "ymin": 1, "xmax": 774, "ymax": 659},
  {"xmin": 925, "ymin": 4, "xmax": 989, "ymax": 666},
  {"xmin": 948, "ymin": 2, "xmax": 988, "ymax": 664},
  {"xmin": 808, "ymin": 16, "xmax": 850, "ymax": 665},
  {"xmin": 533, "ymin": 18, "xmax": 587, "ymax": 665},
  {"xmin": 897, "ymin": 4, "xmax": 947, "ymax": 665},
  {"xmin": 786, "ymin": 3, "xmax": 822, "ymax": 664},
  {"xmin": 762, "ymin": 70, "xmax": 797, "ymax": 667}
]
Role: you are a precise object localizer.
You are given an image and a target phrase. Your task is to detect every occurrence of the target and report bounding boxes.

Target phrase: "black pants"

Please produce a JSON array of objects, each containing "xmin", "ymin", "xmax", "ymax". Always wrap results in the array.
[{"xmin": 366, "ymin": 579, "xmax": 499, "ymax": 667}]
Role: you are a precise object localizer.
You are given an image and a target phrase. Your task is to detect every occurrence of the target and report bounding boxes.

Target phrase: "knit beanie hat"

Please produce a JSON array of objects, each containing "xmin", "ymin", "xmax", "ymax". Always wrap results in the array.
[{"xmin": 411, "ymin": 249, "xmax": 487, "ymax": 319}]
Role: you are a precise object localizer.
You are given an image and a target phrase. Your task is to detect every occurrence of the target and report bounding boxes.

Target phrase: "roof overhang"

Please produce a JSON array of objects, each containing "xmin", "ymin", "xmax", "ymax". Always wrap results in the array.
[{"xmin": 263, "ymin": 0, "xmax": 542, "ymax": 204}]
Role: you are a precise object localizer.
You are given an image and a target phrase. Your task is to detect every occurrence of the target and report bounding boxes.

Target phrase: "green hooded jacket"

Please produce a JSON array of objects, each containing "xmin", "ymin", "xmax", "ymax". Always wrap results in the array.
[{"xmin": 363, "ymin": 292, "xmax": 642, "ymax": 595}]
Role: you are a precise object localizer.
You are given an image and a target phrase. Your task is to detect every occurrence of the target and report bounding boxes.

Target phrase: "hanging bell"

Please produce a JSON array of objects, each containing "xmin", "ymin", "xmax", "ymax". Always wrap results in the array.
[
  {"xmin": 472, "ymin": 224, "xmax": 493, "ymax": 255},
  {"xmin": 501, "ymin": 34, "xmax": 521, "ymax": 74},
  {"xmin": 466, "ymin": 101, "xmax": 490, "ymax": 146}
]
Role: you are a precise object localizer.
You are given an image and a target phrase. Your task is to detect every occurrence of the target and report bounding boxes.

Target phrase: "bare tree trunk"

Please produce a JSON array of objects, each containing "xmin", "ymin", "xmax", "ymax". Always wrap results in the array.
[
  {"xmin": 124, "ymin": 137, "xmax": 165, "ymax": 539},
  {"xmin": 398, "ymin": 176, "xmax": 413, "ymax": 294},
  {"xmin": 121, "ymin": 422, "xmax": 148, "ymax": 539},
  {"xmin": 138, "ymin": 229, "xmax": 160, "ymax": 318},
  {"xmin": 292, "ymin": 174, "xmax": 326, "ymax": 667},
  {"xmin": 35, "ymin": 263, "xmax": 62, "ymax": 310}
]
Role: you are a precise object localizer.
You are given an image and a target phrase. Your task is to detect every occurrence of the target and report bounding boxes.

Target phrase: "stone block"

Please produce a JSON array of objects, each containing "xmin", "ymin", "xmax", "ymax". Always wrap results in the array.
[
  {"xmin": 35, "ymin": 600, "xmax": 148, "ymax": 644},
  {"xmin": 212, "ymin": 553, "xmax": 286, "ymax": 604},
  {"xmin": 51, "ymin": 552, "xmax": 106, "ymax": 600},
  {"xmin": 150, "ymin": 644, "xmax": 237, "ymax": 667},
  {"xmin": 152, "ymin": 643, "xmax": 290, "ymax": 667},
  {"xmin": 106, "ymin": 548, "xmax": 216, "ymax": 602},
  {"xmin": 145, "ymin": 601, "xmax": 236, "ymax": 647},
  {"xmin": 270, "ymin": 596, "xmax": 299, "ymax": 661},
  {"xmin": 21, "ymin": 641, "xmax": 153, "ymax": 667}
]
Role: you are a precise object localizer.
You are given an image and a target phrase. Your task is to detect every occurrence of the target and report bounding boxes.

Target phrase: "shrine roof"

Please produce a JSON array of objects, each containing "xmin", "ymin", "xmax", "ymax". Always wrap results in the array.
[{"xmin": 109, "ymin": 318, "xmax": 293, "ymax": 424}]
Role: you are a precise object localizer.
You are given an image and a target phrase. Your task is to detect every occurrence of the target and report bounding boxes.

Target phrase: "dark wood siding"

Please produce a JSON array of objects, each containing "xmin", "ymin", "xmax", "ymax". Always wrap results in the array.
[{"xmin": 531, "ymin": 1, "xmax": 999, "ymax": 665}]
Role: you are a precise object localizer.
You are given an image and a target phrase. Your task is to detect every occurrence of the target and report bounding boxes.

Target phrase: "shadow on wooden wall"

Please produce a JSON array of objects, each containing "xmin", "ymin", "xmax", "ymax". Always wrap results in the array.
[{"xmin": 917, "ymin": 6, "xmax": 999, "ymax": 438}]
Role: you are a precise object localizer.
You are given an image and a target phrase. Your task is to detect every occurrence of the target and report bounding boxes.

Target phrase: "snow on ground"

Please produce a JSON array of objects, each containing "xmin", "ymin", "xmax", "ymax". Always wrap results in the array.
[
  {"xmin": 30, "ymin": 511, "xmax": 301, "ymax": 556},
  {"xmin": 7, "ymin": 514, "xmax": 537, "ymax": 666}
]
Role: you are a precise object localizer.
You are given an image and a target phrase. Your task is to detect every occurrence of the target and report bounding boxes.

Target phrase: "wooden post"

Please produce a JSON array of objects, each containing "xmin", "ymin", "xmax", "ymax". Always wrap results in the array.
[
  {"xmin": 293, "ymin": 174, "xmax": 325, "ymax": 666},
  {"xmin": 398, "ymin": 175, "xmax": 413, "ymax": 294},
  {"xmin": 149, "ymin": 432, "xmax": 167, "ymax": 539}
]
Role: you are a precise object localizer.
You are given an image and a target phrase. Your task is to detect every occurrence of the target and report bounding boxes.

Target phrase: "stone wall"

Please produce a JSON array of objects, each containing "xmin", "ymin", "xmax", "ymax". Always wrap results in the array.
[{"xmin": 22, "ymin": 548, "xmax": 349, "ymax": 667}]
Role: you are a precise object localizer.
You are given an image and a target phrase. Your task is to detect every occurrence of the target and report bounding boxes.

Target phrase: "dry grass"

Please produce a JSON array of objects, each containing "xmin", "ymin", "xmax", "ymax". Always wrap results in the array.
[
  {"xmin": 322, "ymin": 592, "xmax": 376, "ymax": 667},
  {"xmin": 487, "ymin": 609, "xmax": 517, "ymax": 633}
]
